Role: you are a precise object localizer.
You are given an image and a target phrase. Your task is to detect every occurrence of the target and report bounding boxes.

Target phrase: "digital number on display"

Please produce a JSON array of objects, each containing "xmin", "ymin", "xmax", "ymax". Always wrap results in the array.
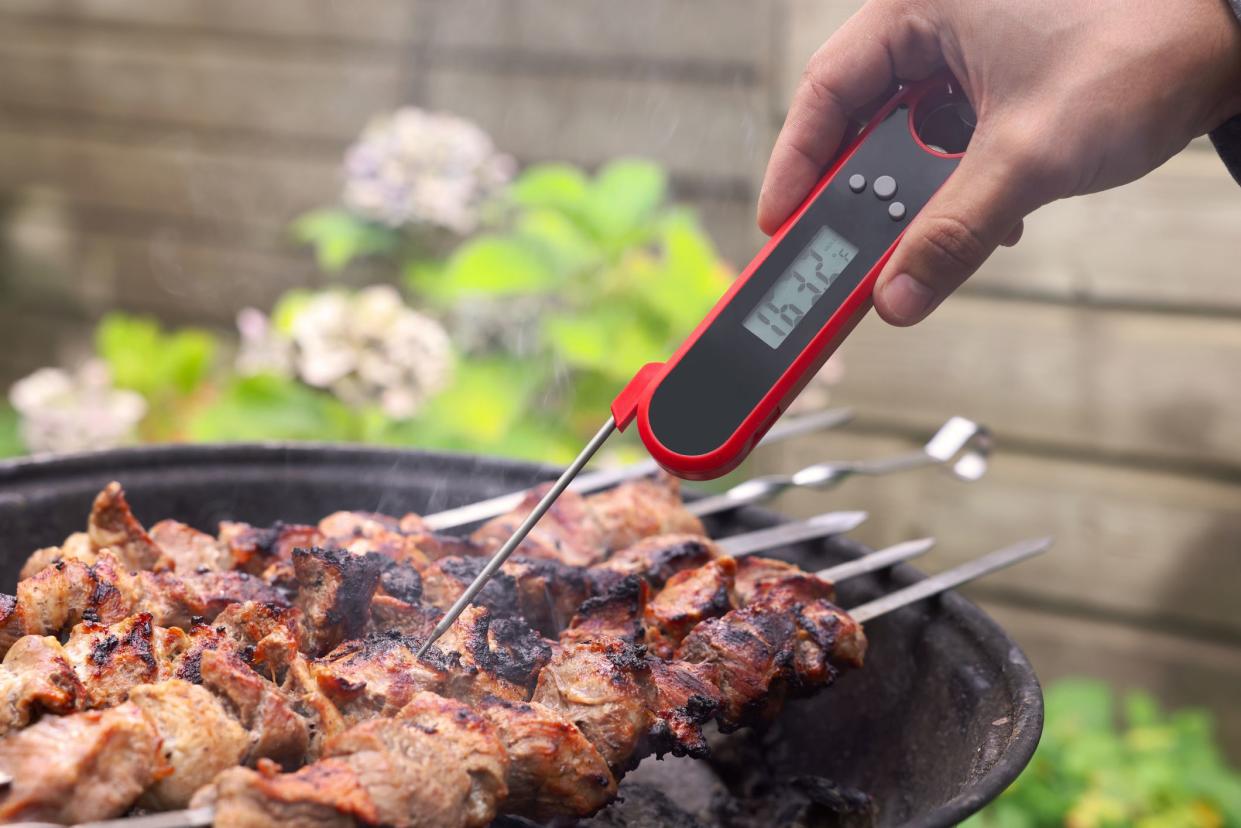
[{"xmin": 742, "ymin": 226, "xmax": 860, "ymax": 349}]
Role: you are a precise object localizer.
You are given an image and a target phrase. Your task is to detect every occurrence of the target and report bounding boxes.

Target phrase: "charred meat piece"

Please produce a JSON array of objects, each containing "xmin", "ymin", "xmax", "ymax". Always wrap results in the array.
[
  {"xmin": 590, "ymin": 534, "xmax": 719, "ymax": 593},
  {"xmin": 60, "ymin": 613, "xmax": 170, "ymax": 708},
  {"xmin": 420, "ymin": 554, "xmax": 591, "ymax": 638},
  {"xmin": 561, "ymin": 576, "xmax": 650, "ymax": 647},
  {"xmin": 480, "ymin": 697, "xmax": 617, "ymax": 820},
  {"xmin": 292, "ymin": 547, "xmax": 385, "ymax": 656},
  {"xmin": 0, "ymin": 634, "xmax": 83, "ymax": 736},
  {"xmin": 675, "ymin": 588, "xmax": 865, "ymax": 728},
  {"xmin": 0, "ymin": 701, "xmax": 167, "ymax": 823},
  {"xmin": 318, "ymin": 511, "xmax": 433, "ymax": 572},
  {"xmin": 220, "ymin": 521, "xmax": 325, "ymax": 577},
  {"xmin": 646, "ymin": 659, "xmax": 723, "ymax": 759},
  {"xmin": 643, "ymin": 558, "xmax": 737, "ymax": 659},
  {"xmin": 130, "ymin": 679, "xmax": 250, "ymax": 810},
  {"xmin": 369, "ymin": 593, "xmax": 442, "ymax": 640},
  {"xmin": 436, "ymin": 606, "xmax": 546, "ymax": 703},
  {"xmin": 88, "ymin": 481, "xmax": 173, "ymax": 572},
  {"xmin": 531, "ymin": 639, "xmax": 656, "ymax": 774}
]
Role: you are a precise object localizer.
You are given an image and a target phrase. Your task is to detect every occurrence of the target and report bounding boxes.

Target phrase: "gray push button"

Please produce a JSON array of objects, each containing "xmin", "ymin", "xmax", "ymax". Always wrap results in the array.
[
  {"xmin": 888, "ymin": 201, "xmax": 907, "ymax": 221},
  {"xmin": 848, "ymin": 174, "xmax": 867, "ymax": 193},
  {"xmin": 873, "ymin": 176, "xmax": 897, "ymax": 200}
]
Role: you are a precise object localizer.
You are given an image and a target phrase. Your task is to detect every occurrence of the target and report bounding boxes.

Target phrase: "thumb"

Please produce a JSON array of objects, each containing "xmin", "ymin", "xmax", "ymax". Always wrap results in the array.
[{"xmin": 873, "ymin": 141, "xmax": 1039, "ymax": 326}]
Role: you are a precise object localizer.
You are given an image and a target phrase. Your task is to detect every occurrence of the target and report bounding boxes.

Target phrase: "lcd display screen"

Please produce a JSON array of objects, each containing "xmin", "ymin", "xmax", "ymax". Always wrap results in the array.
[{"xmin": 742, "ymin": 225, "xmax": 859, "ymax": 349}]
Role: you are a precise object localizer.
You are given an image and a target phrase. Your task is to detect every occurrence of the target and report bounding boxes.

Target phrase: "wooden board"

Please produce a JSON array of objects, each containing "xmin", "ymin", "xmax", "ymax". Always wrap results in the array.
[
  {"xmin": 0, "ymin": 0, "xmax": 773, "ymax": 65},
  {"xmin": 827, "ymin": 293, "xmax": 1241, "ymax": 469},
  {"xmin": 764, "ymin": 429, "xmax": 1241, "ymax": 639},
  {"xmin": 0, "ymin": 27, "xmax": 409, "ymax": 145},
  {"xmin": 977, "ymin": 601, "xmax": 1241, "ymax": 762}
]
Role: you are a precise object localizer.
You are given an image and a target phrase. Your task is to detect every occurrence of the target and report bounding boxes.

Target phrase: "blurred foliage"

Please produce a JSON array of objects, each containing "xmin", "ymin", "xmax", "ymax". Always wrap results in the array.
[
  {"xmin": 0, "ymin": 404, "xmax": 20, "ymax": 458},
  {"xmin": 967, "ymin": 680, "xmax": 1241, "ymax": 828},
  {"xmin": 402, "ymin": 159, "xmax": 730, "ymax": 458},
  {"xmin": 1, "ymin": 158, "xmax": 730, "ymax": 464},
  {"xmin": 95, "ymin": 315, "xmax": 217, "ymax": 443}
]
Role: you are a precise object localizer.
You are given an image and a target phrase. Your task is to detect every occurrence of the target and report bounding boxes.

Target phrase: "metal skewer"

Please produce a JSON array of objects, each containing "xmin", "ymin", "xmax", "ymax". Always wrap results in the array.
[
  {"xmin": 849, "ymin": 536, "xmax": 1052, "ymax": 623},
  {"xmin": 686, "ymin": 416, "xmax": 990, "ymax": 517},
  {"xmin": 422, "ymin": 407, "xmax": 853, "ymax": 531},
  {"xmin": 418, "ymin": 417, "xmax": 619, "ymax": 657},
  {"xmin": 716, "ymin": 511, "xmax": 867, "ymax": 557}
]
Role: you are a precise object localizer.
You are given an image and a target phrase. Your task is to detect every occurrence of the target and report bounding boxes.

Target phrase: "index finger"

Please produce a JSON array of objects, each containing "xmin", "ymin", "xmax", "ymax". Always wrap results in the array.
[{"xmin": 758, "ymin": 2, "xmax": 941, "ymax": 234}]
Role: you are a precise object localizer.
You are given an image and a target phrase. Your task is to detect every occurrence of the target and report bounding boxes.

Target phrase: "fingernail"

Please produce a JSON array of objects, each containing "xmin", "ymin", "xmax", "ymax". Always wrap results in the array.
[{"xmin": 881, "ymin": 273, "xmax": 936, "ymax": 324}]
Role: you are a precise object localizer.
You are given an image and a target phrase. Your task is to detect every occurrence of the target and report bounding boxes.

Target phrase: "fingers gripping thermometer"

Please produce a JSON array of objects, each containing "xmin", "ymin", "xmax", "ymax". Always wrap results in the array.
[{"xmin": 417, "ymin": 74, "xmax": 975, "ymax": 656}]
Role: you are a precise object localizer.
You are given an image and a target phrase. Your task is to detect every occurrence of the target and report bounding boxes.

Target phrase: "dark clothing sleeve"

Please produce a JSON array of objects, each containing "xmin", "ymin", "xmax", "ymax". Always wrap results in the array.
[{"xmin": 1213, "ymin": 0, "xmax": 1241, "ymax": 184}]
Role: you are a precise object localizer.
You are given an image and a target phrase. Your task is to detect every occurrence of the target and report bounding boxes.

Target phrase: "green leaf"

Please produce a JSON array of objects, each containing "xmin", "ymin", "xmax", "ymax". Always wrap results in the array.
[
  {"xmin": 582, "ymin": 159, "xmax": 666, "ymax": 244},
  {"xmin": 411, "ymin": 235, "xmax": 561, "ymax": 300},
  {"xmin": 626, "ymin": 209, "xmax": 730, "ymax": 331},
  {"xmin": 514, "ymin": 208, "xmax": 600, "ymax": 278},
  {"xmin": 187, "ymin": 374, "xmax": 358, "ymax": 442},
  {"xmin": 406, "ymin": 358, "xmax": 544, "ymax": 446},
  {"xmin": 509, "ymin": 164, "xmax": 591, "ymax": 214},
  {"xmin": 543, "ymin": 306, "xmax": 665, "ymax": 381},
  {"xmin": 95, "ymin": 314, "xmax": 217, "ymax": 399},
  {"xmin": 0, "ymin": 404, "xmax": 23, "ymax": 457},
  {"xmin": 292, "ymin": 208, "xmax": 399, "ymax": 272}
]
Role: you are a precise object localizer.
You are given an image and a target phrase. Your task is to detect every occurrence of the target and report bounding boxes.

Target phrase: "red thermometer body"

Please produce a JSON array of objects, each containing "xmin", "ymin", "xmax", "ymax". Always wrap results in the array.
[{"xmin": 610, "ymin": 74, "xmax": 973, "ymax": 480}]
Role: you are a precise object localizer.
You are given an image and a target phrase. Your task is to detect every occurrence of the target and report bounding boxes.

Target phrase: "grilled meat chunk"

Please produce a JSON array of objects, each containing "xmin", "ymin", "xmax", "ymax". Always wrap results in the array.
[
  {"xmin": 435, "ymin": 606, "xmax": 546, "ymax": 702},
  {"xmin": 199, "ymin": 758, "xmax": 377, "ymax": 828},
  {"xmin": 643, "ymin": 558, "xmax": 737, "ymax": 659},
  {"xmin": 292, "ymin": 547, "xmax": 385, "ymax": 656},
  {"xmin": 0, "ymin": 635, "xmax": 82, "ymax": 736},
  {"xmin": 0, "ymin": 701, "xmax": 167, "ymax": 822},
  {"xmin": 733, "ymin": 555, "xmax": 835, "ymax": 606},
  {"xmin": 202, "ymin": 692, "xmax": 511, "ymax": 828},
  {"xmin": 587, "ymin": 476, "xmax": 705, "ymax": 553},
  {"xmin": 646, "ymin": 659, "xmax": 723, "ymax": 758},
  {"xmin": 420, "ymin": 554, "xmax": 592, "ymax": 637},
  {"xmin": 313, "ymin": 631, "xmax": 450, "ymax": 725},
  {"xmin": 220, "ymin": 521, "xmax": 325, "ymax": 577},
  {"xmin": 590, "ymin": 535, "xmax": 719, "ymax": 592},
  {"xmin": 0, "ymin": 551, "xmax": 289, "ymax": 658},
  {"xmin": 18, "ymin": 532, "xmax": 95, "ymax": 580},
  {"xmin": 473, "ymin": 476, "xmax": 703, "ymax": 568},
  {"xmin": 562, "ymin": 576, "xmax": 650, "ymax": 646},
  {"xmin": 532, "ymin": 639, "xmax": 655, "ymax": 774},
  {"xmin": 61, "ymin": 613, "xmax": 170, "ymax": 708},
  {"xmin": 88, "ymin": 481, "xmax": 173, "ymax": 572},
  {"xmin": 480, "ymin": 697, "xmax": 617, "ymax": 819},
  {"xmin": 150, "ymin": 519, "xmax": 234, "ymax": 573},
  {"xmin": 130, "ymin": 679, "xmax": 250, "ymax": 810},
  {"xmin": 200, "ymin": 647, "xmax": 311, "ymax": 767},
  {"xmin": 676, "ymin": 585, "xmax": 865, "ymax": 727}
]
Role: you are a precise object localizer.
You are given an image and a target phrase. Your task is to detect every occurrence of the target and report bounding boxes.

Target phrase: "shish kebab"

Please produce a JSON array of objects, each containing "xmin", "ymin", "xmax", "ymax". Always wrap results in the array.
[
  {"xmin": 421, "ymin": 74, "xmax": 980, "ymax": 656},
  {"xmin": 0, "ymin": 537, "xmax": 1048, "ymax": 828}
]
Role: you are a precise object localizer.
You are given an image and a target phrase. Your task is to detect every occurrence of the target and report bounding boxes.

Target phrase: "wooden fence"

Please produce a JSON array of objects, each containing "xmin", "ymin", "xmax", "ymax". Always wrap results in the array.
[{"xmin": 0, "ymin": 0, "xmax": 1238, "ymax": 760}]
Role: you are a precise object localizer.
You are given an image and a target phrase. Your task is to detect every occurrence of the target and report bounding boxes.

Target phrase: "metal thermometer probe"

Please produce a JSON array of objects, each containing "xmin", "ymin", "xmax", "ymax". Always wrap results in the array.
[{"xmin": 418, "ymin": 72, "xmax": 976, "ymax": 656}]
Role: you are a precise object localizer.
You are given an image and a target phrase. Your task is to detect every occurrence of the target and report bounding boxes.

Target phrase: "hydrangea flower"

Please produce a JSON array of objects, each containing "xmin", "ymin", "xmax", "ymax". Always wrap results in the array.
[
  {"xmin": 8, "ymin": 361, "xmax": 147, "ymax": 454},
  {"xmin": 237, "ymin": 286, "xmax": 454, "ymax": 420},
  {"xmin": 342, "ymin": 108, "xmax": 514, "ymax": 233}
]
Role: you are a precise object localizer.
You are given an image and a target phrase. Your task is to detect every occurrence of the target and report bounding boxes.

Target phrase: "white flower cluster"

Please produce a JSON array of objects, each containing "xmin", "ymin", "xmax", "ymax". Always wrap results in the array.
[
  {"xmin": 238, "ymin": 285, "xmax": 454, "ymax": 420},
  {"xmin": 342, "ymin": 108, "xmax": 514, "ymax": 234},
  {"xmin": 8, "ymin": 360, "xmax": 147, "ymax": 455}
]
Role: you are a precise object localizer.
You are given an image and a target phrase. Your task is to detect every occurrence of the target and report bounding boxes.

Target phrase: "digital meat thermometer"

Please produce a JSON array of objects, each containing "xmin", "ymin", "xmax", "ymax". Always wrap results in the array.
[{"xmin": 418, "ymin": 73, "xmax": 976, "ymax": 655}]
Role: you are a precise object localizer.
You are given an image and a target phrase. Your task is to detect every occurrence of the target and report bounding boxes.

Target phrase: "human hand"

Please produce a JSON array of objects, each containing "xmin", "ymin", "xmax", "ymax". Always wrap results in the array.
[{"xmin": 760, "ymin": 0, "xmax": 1241, "ymax": 326}]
